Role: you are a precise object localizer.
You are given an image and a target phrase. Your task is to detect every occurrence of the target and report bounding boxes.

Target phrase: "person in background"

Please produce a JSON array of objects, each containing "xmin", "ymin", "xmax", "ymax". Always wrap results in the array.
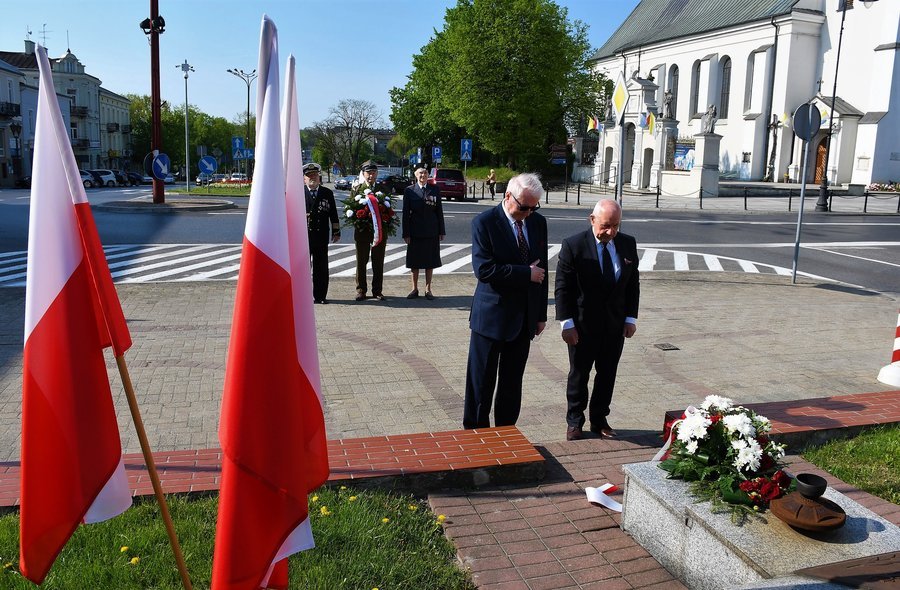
[
  {"xmin": 555, "ymin": 199, "xmax": 640, "ymax": 441},
  {"xmin": 304, "ymin": 162, "xmax": 339, "ymax": 304},
  {"xmin": 402, "ymin": 163, "xmax": 445, "ymax": 300},
  {"xmin": 486, "ymin": 168, "xmax": 497, "ymax": 198},
  {"xmin": 463, "ymin": 172, "xmax": 548, "ymax": 429},
  {"xmin": 350, "ymin": 160, "xmax": 389, "ymax": 301}
]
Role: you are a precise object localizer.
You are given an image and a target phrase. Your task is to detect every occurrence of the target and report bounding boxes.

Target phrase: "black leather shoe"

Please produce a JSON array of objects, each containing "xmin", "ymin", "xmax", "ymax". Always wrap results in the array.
[
  {"xmin": 566, "ymin": 426, "xmax": 583, "ymax": 441},
  {"xmin": 373, "ymin": 293, "xmax": 386, "ymax": 301},
  {"xmin": 590, "ymin": 422, "xmax": 617, "ymax": 438},
  {"xmin": 355, "ymin": 292, "xmax": 366, "ymax": 301},
  {"xmin": 407, "ymin": 289, "xmax": 419, "ymax": 299}
]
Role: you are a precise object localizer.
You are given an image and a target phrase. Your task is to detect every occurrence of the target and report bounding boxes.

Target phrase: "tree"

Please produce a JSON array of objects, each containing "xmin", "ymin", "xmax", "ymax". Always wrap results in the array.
[
  {"xmin": 311, "ymin": 99, "xmax": 382, "ymax": 174},
  {"xmin": 390, "ymin": 0, "xmax": 609, "ymax": 170}
]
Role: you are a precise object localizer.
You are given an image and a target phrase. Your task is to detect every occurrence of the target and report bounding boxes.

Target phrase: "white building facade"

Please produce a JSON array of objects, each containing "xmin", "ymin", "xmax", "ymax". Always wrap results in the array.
[{"xmin": 590, "ymin": 0, "xmax": 899, "ymax": 190}]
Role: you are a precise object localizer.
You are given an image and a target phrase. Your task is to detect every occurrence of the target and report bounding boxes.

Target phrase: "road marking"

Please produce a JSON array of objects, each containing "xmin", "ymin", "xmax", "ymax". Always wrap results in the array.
[
  {"xmin": 638, "ymin": 249, "xmax": 657, "ymax": 271},
  {"xmin": 703, "ymin": 254, "xmax": 723, "ymax": 271},
  {"xmin": 805, "ymin": 247, "xmax": 900, "ymax": 268}
]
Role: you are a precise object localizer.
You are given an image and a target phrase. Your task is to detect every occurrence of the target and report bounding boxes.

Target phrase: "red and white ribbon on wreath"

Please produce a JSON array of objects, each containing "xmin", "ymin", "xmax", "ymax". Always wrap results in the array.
[
  {"xmin": 365, "ymin": 191, "xmax": 384, "ymax": 247},
  {"xmin": 652, "ymin": 405, "xmax": 697, "ymax": 462},
  {"xmin": 585, "ymin": 483, "xmax": 621, "ymax": 512}
]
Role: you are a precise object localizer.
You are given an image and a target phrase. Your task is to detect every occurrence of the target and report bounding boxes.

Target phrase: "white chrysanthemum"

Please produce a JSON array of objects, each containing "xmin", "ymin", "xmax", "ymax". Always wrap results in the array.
[
  {"xmin": 700, "ymin": 395, "xmax": 733, "ymax": 411},
  {"xmin": 754, "ymin": 414, "xmax": 771, "ymax": 433},
  {"xmin": 677, "ymin": 413, "xmax": 711, "ymax": 443},
  {"xmin": 768, "ymin": 442, "xmax": 786, "ymax": 459},
  {"xmin": 684, "ymin": 440, "xmax": 698, "ymax": 455},
  {"xmin": 345, "ymin": 210, "xmax": 354, "ymax": 218},
  {"xmin": 734, "ymin": 438, "xmax": 762, "ymax": 472},
  {"xmin": 364, "ymin": 188, "xmax": 373, "ymax": 196},
  {"xmin": 723, "ymin": 414, "xmax": 756, "ymax": 439},
  {"xmin": 731, "ymin": 439, "xmax": 748, "ymax": 451},
  {"xmin": 384, "ymin": 200, "xmax": 391, "ymax": 208}
]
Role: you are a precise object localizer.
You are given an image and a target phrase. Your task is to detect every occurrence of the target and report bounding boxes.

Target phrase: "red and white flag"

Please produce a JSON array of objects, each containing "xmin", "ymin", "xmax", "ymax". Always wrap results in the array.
[
  {"xmin": 20, "ymin": 44, "xmax": 133, "ymax": 584},
  {"xmin": 212, "ymin": 17, "xmax": 329, "ymax": 590}
]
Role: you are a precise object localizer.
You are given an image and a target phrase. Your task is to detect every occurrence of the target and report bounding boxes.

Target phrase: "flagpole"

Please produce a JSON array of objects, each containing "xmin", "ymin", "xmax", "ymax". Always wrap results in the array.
[{"xmin": 115, "ymin": 355, "xmax": 193, "ymax": 590}]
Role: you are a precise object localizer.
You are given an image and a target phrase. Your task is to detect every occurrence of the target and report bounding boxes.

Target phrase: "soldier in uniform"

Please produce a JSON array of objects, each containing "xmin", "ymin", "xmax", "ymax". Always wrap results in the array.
[
  {"xmin": 304, "ymin": 162, "xmax": 340, "ymax": 304},
  {"xmin": 350, "ymin": 160, "xmax": 389, "ymax": 301}
]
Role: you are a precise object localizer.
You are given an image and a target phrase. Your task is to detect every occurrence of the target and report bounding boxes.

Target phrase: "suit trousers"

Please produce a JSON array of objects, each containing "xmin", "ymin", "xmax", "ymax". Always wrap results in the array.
[
  {"xmin": 463, "ymin": 328, "xmax": 531, "ymax": 429},
  {"xmin": 309, "ymin": 232, "xmax": 330, "ymax": 301},
  {"xmin": 354, "ymin": 232, "xmax": 386, "ymax": 296},
  {"xmin": 565, "ymin": 332, "xmax": 625, "ymax": 428}
]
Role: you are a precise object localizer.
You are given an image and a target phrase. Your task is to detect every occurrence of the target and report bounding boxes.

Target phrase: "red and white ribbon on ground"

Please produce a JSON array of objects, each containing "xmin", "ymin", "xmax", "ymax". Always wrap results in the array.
[
  {"xmin": 585, "ymin": 483, "xmax": 622, "ymax": 512},
  {"xmin": 652, "ymin": 405, "xmax": 697, "ymax": 462},
  {"xmin": 365, "ymin": 192, "xmax": 384, "ymax": 247},
  {"xmin": 877, "ymin": 308, "xmax": 900, "ymax": 387}
]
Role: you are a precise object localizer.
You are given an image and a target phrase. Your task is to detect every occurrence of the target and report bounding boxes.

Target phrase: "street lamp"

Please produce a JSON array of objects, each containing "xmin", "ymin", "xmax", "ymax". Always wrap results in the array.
[
  {"xmin": 178, "ymin": 59, "xmax": 194, "ymax": 192},
  {"xmin": 816, "ymin": 0, "xmax": 879, "ymax": 211},
  {"xmin": 140, "ymin": 0, "xmax": 166, "ymax": 203},
  {"xmin": 226, "ymin": 68, "xmax": 257, "ymax": 178},
  {"xmin": 9, "ymin": 120, "xmax": 22, "ymax": 184}
]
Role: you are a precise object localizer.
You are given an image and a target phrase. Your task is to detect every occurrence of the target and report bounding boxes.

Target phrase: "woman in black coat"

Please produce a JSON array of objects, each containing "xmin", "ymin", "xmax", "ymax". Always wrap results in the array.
[{"xmin": 402, "ymin": 163, "xmax": 445, "ymax": 299}]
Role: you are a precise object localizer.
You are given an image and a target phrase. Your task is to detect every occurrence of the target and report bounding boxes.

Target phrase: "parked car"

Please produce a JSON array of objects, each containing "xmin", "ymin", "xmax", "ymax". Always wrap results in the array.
[
  {"xmin": 377, "ymin": 172, "xmax": 411, "ymax": 195},
  {"xmin": 90, "ymin": 169, "xmax": 118, "ymax": 187},
  {"xmin": 334, "ymin": 175, "xmax": 354, "ymax": 191},
  {"xmin": 84, "ymin": 170, "xmax": 105, "ymax": 187},
  {"xmin": 211, "ymin": 173, "xmax": 228, "ymax": 183},
  {"xmin": 141, "ymin": 174, "xmax": 154, "ymax": 184},
  {"xmin": 110, "ymin": 170, "xmax": 129, "ymax": 186},
  {"xmin": 80, "ymin": 170, "xmax": 97, "ymax": 188},
  {"xmin": 230, "ymin": 172, "xmax": 248, "ymax": 182},
  {"xmin": 196, "ymin": 172, "xmax": 212, "ymax": 185},
  {"xmin": 124, "ymin": 171, "xmax": 143, "ymax": 186},
  {"xmin": 164, "ymin": 173, "xmax": 175, "ymax": 184},
  {"xmin": 15, "ymin": 176, "xmax": 32, "ymax": 189},
  {"xmin": 427, "ymin": 168, "xmax": 466, "ymax": 200}
]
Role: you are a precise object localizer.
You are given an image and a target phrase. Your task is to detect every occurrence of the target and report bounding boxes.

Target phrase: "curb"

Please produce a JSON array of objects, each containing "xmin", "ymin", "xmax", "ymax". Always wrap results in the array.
[{"xmin": 94, "ymin": 198, "xmax": 237, "ymax": 213}]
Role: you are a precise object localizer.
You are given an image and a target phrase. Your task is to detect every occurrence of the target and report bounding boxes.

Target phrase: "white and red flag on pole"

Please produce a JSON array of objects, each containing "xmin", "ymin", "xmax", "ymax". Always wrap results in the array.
[
  {"xmin": 20, "ymin": 44, "xmax": 133, "ymax": 584},
  {"xmin": 212, "ymin": 17, "xmax": 329, "ymax": 590}
]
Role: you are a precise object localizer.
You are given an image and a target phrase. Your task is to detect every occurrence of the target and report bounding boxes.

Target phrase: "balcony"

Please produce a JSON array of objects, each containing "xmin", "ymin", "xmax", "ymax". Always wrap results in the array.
[
  {"xmin": 0, "ymin": 102, "xmax": 21, "ymax": 117},
  {"xmin": 106, "ymin": 122, "xmax": 119, "ymax": 132},
  {"xmin": 72, "ymin": 138, "xmax": 91, "ymax": 148},
  {"xmin": 122, "ymin": 124, "xmax": 132, "ymax": 133},
  {"xmin": 71, "ymin": 106, "xmax": 89, "ymax": 118}
]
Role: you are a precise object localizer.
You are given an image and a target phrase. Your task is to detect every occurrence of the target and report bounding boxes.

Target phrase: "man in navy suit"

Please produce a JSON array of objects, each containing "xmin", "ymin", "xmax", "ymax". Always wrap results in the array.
[
  {"xmin": 463, "ymin": 173, "xmax": 549, "ymax": 429},
  {"xmin": 555, "ymin": 199, "xmax": 640, "ymax": 440}
]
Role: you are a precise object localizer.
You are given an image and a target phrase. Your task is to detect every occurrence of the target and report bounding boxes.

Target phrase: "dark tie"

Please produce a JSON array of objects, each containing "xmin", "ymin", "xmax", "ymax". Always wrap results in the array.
[
  {"xmin": 311, "ymin": 190, "xmax": 317, "ymax": 199},
  {"xmin": 601, "ymin": 242, "xmax": 615, "ymax": 285},
  {"xmin": 514, "ymin": 220, "xmax": 529, "ymax": 263}
]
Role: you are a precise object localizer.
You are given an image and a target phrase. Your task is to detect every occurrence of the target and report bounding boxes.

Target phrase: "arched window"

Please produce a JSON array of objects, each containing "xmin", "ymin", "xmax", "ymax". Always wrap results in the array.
[
  {"xmin": 690, "ymin": 60, "xmax": 701, "ymax": 116},
  {"xmin": 719, "ymin": 56, "xmax": 732, "ymax": 119},
  {"xmin": 668, "ymin": 65, "xmax": 679, "ymax": 117}
]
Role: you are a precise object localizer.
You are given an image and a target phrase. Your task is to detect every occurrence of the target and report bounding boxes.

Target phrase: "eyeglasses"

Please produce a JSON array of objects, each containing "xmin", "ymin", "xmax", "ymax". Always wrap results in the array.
[{"xmin": 511, "ymin": 194, "xmax": 541, "ymax": 212}]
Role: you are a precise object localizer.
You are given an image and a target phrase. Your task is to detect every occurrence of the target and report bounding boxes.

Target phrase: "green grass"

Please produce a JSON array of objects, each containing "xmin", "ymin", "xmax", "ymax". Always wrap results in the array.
[
  {"xmin": 802, "ymin": 424, "xmax": 900, "ymax": 504},
  {"xmin": 0, "ymin": 487, "xmax": 473, "ymax": 589},
  {"xmin": 460, "ymin": 166, "xmax": 517, "ymax": 182}
]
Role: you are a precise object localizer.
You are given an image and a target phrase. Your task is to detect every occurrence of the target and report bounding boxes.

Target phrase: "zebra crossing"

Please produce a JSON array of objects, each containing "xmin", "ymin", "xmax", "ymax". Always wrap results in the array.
[{"xmin": 0, "ymin": 243, "xmax": 804, "ymax": 287}]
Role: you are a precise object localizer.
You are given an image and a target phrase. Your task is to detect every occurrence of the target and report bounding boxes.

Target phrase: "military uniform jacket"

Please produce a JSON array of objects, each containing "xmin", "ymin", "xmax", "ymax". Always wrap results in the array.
[
  {"xmin": 402, "ymin": 183, "xmax": 445, "ymax": 239},
  {"xmin": 305, "ymin": 185, "xmax": 339, "ymax": 236},
  {"xmin": 349, "ymin": 180, "xmax": 389, "ymax": 239}
]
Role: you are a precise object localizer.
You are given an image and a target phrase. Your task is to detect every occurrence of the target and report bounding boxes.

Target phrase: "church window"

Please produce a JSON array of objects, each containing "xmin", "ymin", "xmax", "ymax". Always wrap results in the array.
[{"xmin": 719, "ymin": 56, "xmax": 732, "ymax": 119}]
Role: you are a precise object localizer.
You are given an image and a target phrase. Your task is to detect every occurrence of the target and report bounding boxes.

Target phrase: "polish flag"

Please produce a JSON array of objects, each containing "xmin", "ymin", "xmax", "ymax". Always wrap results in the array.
[
  {"xmin": 20, "ymin": 44, "xmax": 132, "ymax": 584},
  {"xmin": 212, "ymin": 17, "xmax": 329, "ymax": 590}
]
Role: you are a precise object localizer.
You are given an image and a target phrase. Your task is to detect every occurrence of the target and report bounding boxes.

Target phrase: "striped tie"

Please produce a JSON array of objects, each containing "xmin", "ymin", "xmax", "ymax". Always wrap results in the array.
[{"xmin": 515, "ymin": 221, "xmax": 529, "ymax": 263}]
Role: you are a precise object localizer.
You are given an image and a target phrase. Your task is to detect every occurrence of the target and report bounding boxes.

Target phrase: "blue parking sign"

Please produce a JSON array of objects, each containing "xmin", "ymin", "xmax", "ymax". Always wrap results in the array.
[{"xmin": 432, "ymin": 146, "xmax": 442, "ymax": 162}]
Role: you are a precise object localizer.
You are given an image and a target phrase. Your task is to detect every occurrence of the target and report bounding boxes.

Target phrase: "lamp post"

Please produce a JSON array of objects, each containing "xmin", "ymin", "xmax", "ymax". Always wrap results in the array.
[
  {"xmin": 140, "ymin": 0, "xmax": 166, "ymax": 203},
  {"xmin": 226, "ymin": 68, "xmax": 257, "ymax": 180},
  {"xmin": 816, "ymin": 0, "xmax": 879, "ymax": 211},
  {"xmin": 178, "ymin": 59, "xmax": 194, "ymax": 193},
  {"xmin": 9, "ymin": 120, "xmax": 22, "ymax": 184}
]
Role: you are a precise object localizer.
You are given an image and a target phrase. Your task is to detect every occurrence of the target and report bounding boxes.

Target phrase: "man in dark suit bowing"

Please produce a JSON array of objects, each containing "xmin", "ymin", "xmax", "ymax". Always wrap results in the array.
[
  {"xmin": 555, "ymin": 199, "xmax": 640, "ymax": 440},
  {"xmin": 464, "ymin": 172, "xmax": 549, "ymax": 429}
]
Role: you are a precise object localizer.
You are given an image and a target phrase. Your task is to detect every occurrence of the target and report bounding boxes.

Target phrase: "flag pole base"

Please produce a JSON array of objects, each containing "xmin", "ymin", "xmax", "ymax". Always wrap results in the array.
[{"xmin": 877, "ymin": 363, "xmax": 900, "ymax": 388}]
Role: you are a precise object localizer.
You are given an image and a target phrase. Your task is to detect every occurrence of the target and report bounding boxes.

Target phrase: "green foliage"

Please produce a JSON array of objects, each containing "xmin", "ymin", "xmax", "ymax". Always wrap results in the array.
[
  {"xmin": 464, "ymin": 165, "xmax": 516, "ymax": 182},
  {"xmin": 803, "ymin": 424, "xmax": 900, "ymax": 505},
  {"xmin": 390, "ymin": 0, "xmax": 609, "ymax": 169},
  {"xmin": 0, "ymin": 488, "xmax": 473, "ymax": 589}
]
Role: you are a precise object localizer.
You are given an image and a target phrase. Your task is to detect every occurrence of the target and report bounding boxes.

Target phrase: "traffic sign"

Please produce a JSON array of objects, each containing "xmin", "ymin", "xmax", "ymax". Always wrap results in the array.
[
  {"xmin": 409, "ymin": 153, "xmax": 419, "ymax": 165},
  {"xmin": 198, "ymin": 155, "xmax": 217, "ymax": 174},
  {"xmin": 612, "ymin": 72, "xmax": 630, "ymax": 125},
  {"xmin": 792, "ymin": 103, "xmax": 821, "ymax": 142},
  {"xmin": 152, "ymin": 153, "xmax": 171, "ymax": 181},
  {"xmin": 244, "ymin": 148, "xmax": 254, "ymax": 160},
  {"xmin": 460, "ymin": 139, "xmax": 472, "ymax": 162},
  {"xmin": 233, "ymin": 148, "xmax": 244, "ymax": 161},
  {"xmin": 231, "ymin": 136, "xmax": 244, "ymax": 151},
  {"xmin": 432, "ymin": 145, "xmax": 442, "ymax": 162}
]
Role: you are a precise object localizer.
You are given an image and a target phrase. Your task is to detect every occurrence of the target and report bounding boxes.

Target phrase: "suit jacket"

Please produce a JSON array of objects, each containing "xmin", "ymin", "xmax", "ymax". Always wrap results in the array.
[
  {"xmin": 469, "ymin": 204, "xmax": 549, "ymax": 342},
  {"xmin": 402, "ymin": 183, "xmax": 445, "ymax": 239},
  {"xmin": 305, "ymin": 185, "xmax": 339, "ymax": 235},
  {"xmin": 555, "ymin": 230, "xmax": 640, "ymax": 338}
]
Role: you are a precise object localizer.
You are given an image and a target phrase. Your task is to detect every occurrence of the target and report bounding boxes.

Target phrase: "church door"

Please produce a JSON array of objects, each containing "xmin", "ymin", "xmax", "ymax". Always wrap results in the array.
[{"xmin": 814, "ymin": 138, "xmax": 828, "ymax": 184}]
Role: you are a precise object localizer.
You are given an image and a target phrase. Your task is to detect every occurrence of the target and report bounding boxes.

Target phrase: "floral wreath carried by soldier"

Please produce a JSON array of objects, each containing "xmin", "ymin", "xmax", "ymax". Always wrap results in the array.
[{"xmin": 341, "ymin": 187, "xmax": 400, "ymax": 245}]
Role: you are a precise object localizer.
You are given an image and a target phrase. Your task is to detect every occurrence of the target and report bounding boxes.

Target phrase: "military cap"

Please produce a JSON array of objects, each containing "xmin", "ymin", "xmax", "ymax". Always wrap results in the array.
[
  {"xmin": 360, "ymin": 160, "xmax": 378, "ymax": 172},
  {"xmin": 302, "ymin": 162, "xmax": 322, "ymax": 175},
  {"xmin": 413, "ymin": 162, "xmax": 428, "ymax": 171}
]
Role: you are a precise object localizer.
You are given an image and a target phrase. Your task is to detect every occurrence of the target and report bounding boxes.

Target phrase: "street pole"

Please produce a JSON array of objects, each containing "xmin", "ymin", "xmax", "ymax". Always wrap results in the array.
[
  {"xmin": 815, "ymin": 3, "xmax": 848, "ymax": 212},
  {"xmin": 179, "ymin": 60, "xmax": 194, "ymax": 193},
  {"xmin": 226, "ymin": 68, "xmax": 257, "ymax": 185},
  {"xmin": 149, "ymin": 0, "xmax": 164, "ymax": 204}
]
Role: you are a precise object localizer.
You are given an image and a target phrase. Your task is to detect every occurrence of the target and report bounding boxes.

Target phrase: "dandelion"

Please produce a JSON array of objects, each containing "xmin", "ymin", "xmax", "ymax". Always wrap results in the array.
[
  {"xmin": 3, "ymin": 562, "xmax": 13, "ymax": 569},
  {"xmin": 436, "ymin": 514, "xmax": 446, "ymax": 523},
  {"xmin": 120, "ymin": 546, "xmax": 129, "ymax": 553},
  {"xmin": 311, "ymin": 495, "xmax": 319, "ymax": 503},
  {"xmin": 381, "ymin": 517, "xmax": 390, "ymax": 523},
  {"xmin": 320, "ymin": 506, "xmax": 332, "ymax": 516},
  {"xmin": 129, "ymin": 557, "xmax": 140, "ymax": 566},
  {"xmin": 408, "ymin": 504, "xmax": 418, "ymax": 511},
  {"xmin": 340, "ymin": 486, "xmax": 347, "ymax": 491},
  {"xmin": 349, "ymin": 495, "xmax": 358, "ymax": 502}
]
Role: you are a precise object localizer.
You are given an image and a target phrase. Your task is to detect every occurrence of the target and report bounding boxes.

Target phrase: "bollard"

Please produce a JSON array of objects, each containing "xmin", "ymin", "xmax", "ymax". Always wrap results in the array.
[
  {"xmin": 877, "ymin": 309, "xmax": 900, "ymax": 387},
  {"xmin": 864, "ymin": 190, "xmax": 868, "ymax": 213},
  {"xmin": 788, "ymin": 189, "xmax": 792, "ymax": 212},
  {"xmin": 699, "ymin": 189, "xmax": 703, "ymax": 210},
  {"xmin": 545, "ymin": 184, "xmax": 549, "ymax": 204},
  {"xmin": 481, "ymin": 182, "xmax": 485, "ymax": 199},
  {"xmin": 577, "ymin": 182, "xmax": 581, "ymax": 206},
  {"xmin": 656, "ymin": 185, "xmax": 660, "ymax": 209}
]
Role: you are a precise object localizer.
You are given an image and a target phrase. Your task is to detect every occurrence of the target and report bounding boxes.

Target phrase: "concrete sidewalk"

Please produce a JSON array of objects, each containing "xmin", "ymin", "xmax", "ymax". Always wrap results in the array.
[{"xmin": 1, "ymin": 272, "xmax": 896, "ymax": 463}]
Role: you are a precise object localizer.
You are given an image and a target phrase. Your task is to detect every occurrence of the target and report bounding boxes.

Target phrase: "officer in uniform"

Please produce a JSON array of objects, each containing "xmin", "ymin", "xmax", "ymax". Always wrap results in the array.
[
  {"xmin": 304, "ymin": 162, "xmax": 340, "ymax": 304},
  {"xmin": 350, "ymin": 160, "xmax": 390, "ymax": 301}
]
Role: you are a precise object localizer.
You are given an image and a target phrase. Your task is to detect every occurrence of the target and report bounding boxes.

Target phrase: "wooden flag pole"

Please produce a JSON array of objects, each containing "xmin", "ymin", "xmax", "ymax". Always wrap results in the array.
[{"xmin": 115, "ymin": 355, "xmax": 193, "ymax": 590}]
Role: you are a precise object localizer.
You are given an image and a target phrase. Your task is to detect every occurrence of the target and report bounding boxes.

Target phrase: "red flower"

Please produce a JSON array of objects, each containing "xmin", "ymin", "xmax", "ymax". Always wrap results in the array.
[
  {"xmin": 709, "ymin": 414, "xmax": 722, "ymax": 424},
  {"xmin": 757, "ymin": 435, "xmax": 769, "ymax": 446},
  {"xmin": 356, "ymin": 208, "xmax": 369, "ymax": 219},
  {"xmin": 772, "ymin": 470, "xmax": 791, "ymax": 488},
  {"xmin": 760, "ymin": 454, "xmax": 775, "ymax": 471},
  {"xmin": 739, "ymin": 479, "xmax": 760, "ymax": 493},
  {"xmin": 760, "ymin": 480, "xmax": 782, "ymax": 501}
]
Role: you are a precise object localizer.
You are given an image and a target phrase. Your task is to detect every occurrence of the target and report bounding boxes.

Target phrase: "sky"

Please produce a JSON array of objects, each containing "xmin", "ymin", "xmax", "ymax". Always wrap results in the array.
[{"xmin": 2, "ymin": 0, "xmax": 641, "ymax": 127}]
